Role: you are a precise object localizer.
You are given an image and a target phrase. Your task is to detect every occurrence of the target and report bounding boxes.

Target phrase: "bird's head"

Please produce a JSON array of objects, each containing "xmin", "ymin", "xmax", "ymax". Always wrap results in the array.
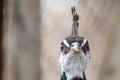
[{"xmin": 60, "ymin": 35, "xmax": 89, "ymax": 55}]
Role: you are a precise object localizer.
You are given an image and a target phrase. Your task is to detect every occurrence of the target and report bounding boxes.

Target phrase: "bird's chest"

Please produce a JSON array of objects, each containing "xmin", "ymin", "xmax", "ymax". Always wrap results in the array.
[{"xmin": 64, "ymin": 54, "xmax": 86, "ymax": 71}]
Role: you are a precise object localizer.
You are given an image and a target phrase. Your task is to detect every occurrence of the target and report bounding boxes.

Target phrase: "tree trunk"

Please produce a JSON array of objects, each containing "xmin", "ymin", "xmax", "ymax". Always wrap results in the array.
[
  {"xmin": 3, "ymin": 0, "xmax": 40, "ymax": 80},
  {"xmin": 0, "ymin": 0, "xmax": 4, "ymax": 80}
]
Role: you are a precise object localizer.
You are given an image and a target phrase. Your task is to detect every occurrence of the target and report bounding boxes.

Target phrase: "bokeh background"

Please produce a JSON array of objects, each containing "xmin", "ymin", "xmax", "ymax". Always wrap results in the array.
[{"xmin": 1, "ymin": 0, "xmax": 120, "ymax": 80}]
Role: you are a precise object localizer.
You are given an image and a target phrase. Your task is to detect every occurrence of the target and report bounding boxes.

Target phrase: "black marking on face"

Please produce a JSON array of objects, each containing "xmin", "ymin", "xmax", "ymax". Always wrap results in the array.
[
  {"xmin": 60, "ymin": 41, "xmax": 70, "ymax": 54},
  {"xmin": 81, "ymin": 40, "xmax": 90, "ymax": 54}
]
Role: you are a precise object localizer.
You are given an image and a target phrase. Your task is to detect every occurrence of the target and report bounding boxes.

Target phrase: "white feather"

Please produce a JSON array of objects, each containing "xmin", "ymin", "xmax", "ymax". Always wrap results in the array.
[
  {"xmin": 59, "ymin": 49, "xmax": 90, "ymax": 80},
  {"xmin": 63, "ymin": 39, "xmax": 70, "ymax": 47},
  {"xmin": 81, "ymin": 39, "xmax": 87, "ymax": 47}
]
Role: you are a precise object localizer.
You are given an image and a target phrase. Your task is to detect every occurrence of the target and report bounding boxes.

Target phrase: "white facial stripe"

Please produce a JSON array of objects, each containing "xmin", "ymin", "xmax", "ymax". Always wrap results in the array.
[
  {"xmin": 81, "ymin": 39, "xmax": 87, "ymax": 47},
  {"xmin": 63, "ymin": 40, "xmax": 70, "ymax": 47}
]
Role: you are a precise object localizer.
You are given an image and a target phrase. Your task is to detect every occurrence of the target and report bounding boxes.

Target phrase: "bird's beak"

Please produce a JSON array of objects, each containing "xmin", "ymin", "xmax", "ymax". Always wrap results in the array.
[
  {"xmin": 71, "ymin": 42, "xmax": 80, "ymax": 53},
  {"xmin": 73, "ymin": 46, "xmax": 79, "ymax": 52}
]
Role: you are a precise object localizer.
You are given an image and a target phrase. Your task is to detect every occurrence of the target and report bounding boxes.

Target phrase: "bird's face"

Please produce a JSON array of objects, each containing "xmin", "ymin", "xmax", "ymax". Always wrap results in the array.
[
  {"xmin": 60, "ymin": 36, "xmax": 89, "ymax": 55},
  {"xmin": 70, "ymin": 42, "xmax": 80, "ymax": 53}
]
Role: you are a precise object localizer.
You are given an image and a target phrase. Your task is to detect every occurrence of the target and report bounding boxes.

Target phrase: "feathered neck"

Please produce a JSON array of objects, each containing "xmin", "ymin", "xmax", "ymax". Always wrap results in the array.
[{"xmin": 60, "ymin": 72, "xmax": 87, "ymax": 80}]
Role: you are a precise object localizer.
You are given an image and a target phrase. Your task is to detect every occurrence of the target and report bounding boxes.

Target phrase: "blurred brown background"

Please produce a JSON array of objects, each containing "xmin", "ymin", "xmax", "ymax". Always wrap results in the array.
[{"xmin": 1, "ymin": 0, "xmax": 120, "ymax": 80}]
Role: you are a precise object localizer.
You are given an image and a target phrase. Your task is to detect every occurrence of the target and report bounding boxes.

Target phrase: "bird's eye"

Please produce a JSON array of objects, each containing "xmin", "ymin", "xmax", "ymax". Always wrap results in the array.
[
  {"xmin": 61, "ymin": 46, "xmax": 63, "ymax": 50},
  {"xmin": 71, "ymin": 44, "xmax": 74, "ymax": 47}
]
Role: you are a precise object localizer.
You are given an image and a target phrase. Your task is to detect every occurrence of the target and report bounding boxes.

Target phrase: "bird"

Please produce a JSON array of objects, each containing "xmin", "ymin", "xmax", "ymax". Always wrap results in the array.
[{"xmin": 59, "ymin": 35, "xmax": 90, "ymax": 80}]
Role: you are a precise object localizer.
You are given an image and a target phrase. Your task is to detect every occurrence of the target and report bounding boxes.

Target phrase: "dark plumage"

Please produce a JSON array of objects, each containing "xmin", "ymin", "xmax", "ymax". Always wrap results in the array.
[{"xmin": 60, "ymin": 72, "xmax": 87, "ymax": 80}]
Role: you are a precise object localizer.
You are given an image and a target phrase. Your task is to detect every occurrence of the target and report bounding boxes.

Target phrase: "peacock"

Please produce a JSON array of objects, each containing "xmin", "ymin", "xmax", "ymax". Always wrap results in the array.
[{"xmin": 59, "ymin": 7, "xmax": 90, "ymax": 80}]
